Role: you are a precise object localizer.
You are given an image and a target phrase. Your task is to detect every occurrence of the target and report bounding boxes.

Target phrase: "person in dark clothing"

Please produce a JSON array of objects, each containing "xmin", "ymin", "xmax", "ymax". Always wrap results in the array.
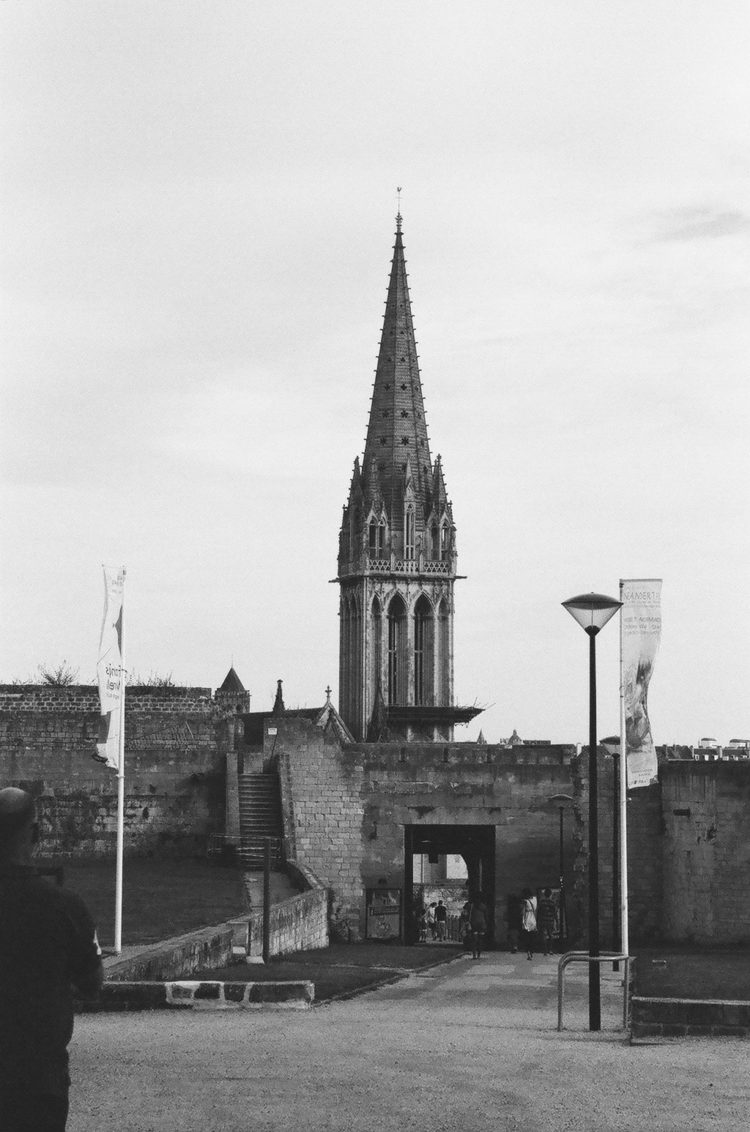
[
  {"xmin": 0, "ymin": 788, "xmax": 103, "ymax": 1132},
  {"xmin": 434, "ymin": 899, "xmax": 447, "ymax": 941},
  {"xmin": 467, "ymin": 896, "xmax": 488, "ymax": 959}
]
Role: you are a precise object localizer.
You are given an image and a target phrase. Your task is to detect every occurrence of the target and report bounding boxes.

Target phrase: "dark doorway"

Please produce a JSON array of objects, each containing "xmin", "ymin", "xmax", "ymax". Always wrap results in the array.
[{"xmin": 404, "ymin": 824, "xmax": 496, "ymax": 945}]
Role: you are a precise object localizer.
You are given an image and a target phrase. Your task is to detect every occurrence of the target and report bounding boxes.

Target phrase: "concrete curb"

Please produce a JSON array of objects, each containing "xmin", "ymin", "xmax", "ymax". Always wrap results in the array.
[
  {"xmin": 631, "ymin": 995, "xmax": 750, "ymax": 1039},
  {"xmin": 77, "ymin": 979, "xmax": 314, "ymax": 1012}
]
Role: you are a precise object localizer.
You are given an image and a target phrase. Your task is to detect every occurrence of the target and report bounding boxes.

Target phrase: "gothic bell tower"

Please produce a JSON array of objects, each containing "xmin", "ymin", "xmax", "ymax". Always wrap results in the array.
[{"xmin": 337, "ymin": 215, "xmax": 479, "ymax": 742}]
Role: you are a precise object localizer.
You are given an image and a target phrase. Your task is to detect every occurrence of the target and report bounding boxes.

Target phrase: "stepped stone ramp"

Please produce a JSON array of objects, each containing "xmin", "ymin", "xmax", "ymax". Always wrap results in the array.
[{"xmin": 237, "ymin": 772, "xmax": 283, "ymax": 867}]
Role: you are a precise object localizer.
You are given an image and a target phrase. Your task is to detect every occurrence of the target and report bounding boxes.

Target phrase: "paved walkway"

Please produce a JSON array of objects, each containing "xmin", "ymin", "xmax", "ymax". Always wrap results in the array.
[{"xmin": 70, "ymin": 952, "xmax": 749, "ymax": 1131}]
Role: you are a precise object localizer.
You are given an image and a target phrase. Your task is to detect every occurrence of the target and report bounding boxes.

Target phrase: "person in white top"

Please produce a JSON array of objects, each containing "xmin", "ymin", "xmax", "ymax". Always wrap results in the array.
[{"xmin": 521, "ymin": 886, "xmax": 537, "ymax": 960}]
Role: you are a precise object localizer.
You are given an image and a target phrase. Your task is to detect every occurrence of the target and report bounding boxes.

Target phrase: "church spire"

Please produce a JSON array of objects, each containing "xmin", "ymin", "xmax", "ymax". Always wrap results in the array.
[
  {"xmin": 336, "ymin": 214, "xmax": 477, "ymax": 743},
  {"xmin": 362, "ymin": 216, "xmax": 433, "ymax": 532}
]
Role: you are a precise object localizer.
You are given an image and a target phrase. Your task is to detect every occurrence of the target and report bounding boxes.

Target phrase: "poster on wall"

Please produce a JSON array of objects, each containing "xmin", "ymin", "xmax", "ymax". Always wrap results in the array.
[
  {"xmin": 620, "ymin": 578, "xmax": 662, "ymax": 789},
  {"xmin": 365, "ymin": 888, "xmax": 402, "ymax": 940}
]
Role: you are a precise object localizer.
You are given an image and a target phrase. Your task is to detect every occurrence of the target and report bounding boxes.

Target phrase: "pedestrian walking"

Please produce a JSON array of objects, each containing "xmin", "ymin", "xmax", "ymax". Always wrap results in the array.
[
  {"xmin": 435, "ymin": 899, "xmax": 447, "ymax": 941},
  {"xmin": 459, "ymin": 902, "xmax": 472, "ymax": 951},
  {"xmin": 426, "ymin": 902, "xmax": 437, "ymax": 940},
  {"xmin": 521, "ymin": 886, "xmax": 537, "ymax": 960},
  {"xmin": 0, "ymin": 787, "xmax": 103, "ymax": 1132},
  {"xmin": 467, "ymin": 896, "xmax": 488, "ymax": 959}
]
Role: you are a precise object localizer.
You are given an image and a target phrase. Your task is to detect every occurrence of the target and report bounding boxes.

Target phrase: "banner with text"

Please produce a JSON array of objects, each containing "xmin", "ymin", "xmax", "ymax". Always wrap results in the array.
[
  {"xmin": 620, "ymin": 579, "xmax": 662, "ymax": 788},
  {"xmin": 94, "ymin": 566, "xmax": 126, "ymax": 771}
]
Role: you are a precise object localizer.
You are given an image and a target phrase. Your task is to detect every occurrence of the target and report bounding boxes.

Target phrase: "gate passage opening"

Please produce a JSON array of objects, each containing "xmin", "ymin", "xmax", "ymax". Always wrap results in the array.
[{"xmin": 404, "ymin": 824, "xmax": 496, "ymax": 945}]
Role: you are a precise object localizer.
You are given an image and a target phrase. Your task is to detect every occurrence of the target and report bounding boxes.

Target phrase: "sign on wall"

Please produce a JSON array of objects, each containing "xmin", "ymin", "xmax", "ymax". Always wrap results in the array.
[{"xmin": 365, "ymin": 888, "xmax": 402, "ymax": 940}]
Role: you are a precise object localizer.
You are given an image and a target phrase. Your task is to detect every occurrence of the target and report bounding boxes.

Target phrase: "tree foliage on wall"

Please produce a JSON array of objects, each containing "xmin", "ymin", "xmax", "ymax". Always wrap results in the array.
[{"xmin": 37, "ymin": 660, "xmax": 80, "ymax": 686}]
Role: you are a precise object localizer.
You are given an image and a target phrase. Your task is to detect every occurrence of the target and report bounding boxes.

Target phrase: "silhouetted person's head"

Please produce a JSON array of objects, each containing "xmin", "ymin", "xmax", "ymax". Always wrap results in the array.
[
  {"xmin": 0, "ymin": 787, "xmax": 38, "ymax": 865},
  {"xmin": 544, "ymin": 888, "xmax": 552, "ymax": 898}
]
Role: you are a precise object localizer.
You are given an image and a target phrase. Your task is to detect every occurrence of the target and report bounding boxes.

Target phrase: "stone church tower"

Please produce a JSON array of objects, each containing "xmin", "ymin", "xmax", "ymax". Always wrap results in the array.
[{"xmin": 337, "ymin": 215, "xmax": 479, "ymax": 743}]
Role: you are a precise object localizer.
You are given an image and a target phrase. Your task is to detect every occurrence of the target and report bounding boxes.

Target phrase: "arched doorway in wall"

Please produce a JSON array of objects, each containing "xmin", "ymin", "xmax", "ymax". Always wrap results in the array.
[{"xmin": 403, "ymin": 825, "xmax": 496, "ymax": 945}]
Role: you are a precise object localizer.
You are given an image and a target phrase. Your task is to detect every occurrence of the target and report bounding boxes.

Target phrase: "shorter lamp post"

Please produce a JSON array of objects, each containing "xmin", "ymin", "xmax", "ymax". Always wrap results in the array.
[
  {"xmin": 562, "ymin": 591, "xmax": 622, "ymax": 1031},
  {"xmin": 549, "ymin": 792, "xmax": 573, "ymax": 948}
]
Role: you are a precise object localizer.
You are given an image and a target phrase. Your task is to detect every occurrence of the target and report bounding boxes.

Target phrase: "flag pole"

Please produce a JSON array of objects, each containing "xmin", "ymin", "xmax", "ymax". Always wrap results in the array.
[
  {"xmin": 114, "ymin": 570, "xmax": 126, "ymax": 955},
  {"xmin": 618, "ymin": 580, "xmax": 629, "ymax": 958}
]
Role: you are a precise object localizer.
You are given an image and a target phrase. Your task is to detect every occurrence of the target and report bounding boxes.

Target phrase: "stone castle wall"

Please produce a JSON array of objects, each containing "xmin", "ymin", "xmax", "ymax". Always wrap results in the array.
[
  {"xmin": 0, "ymin": 684, "xmax": 231, "ymax": 856},
  {"xmin": 274, "ymin": 717, "xmax": 582, "ymax": 943},
  {"xmin": 660, "ymin": 761, "xmax": 750, "ymax": 943},
  {"xmin": 3, "ymin": 687, "xmax": 748, "ymax": 944},
  {"xmin": 274, "ymin": 717, "xmax": 750, "ymax": 947}
]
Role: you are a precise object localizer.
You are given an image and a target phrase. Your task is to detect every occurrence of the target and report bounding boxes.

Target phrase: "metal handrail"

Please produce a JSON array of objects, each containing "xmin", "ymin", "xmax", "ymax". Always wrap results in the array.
[{"xmin": 557, "ymin": 951, "xmax": 632, "ymax": 1031}]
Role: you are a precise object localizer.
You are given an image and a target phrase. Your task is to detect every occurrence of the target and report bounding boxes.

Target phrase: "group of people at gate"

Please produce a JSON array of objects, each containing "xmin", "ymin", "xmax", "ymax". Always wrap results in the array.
[{"xmin": 507, "ymin": 888, "xmax": 558, "ymax": 959}]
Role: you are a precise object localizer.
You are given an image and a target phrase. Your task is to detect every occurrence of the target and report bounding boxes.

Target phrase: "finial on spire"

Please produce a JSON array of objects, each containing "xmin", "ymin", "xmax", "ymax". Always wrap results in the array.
[
  {"xmin": 396, "ymin": 186, "xmax": 402, "ymax": 231},
  {"xmin": 325, "ymin": 685, "xmax": 332, "ymax": 705}
]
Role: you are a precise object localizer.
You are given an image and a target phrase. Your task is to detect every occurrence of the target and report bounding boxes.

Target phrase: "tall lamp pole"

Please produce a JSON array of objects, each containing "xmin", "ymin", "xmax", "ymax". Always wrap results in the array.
[{"xmin": 562, "ymin": 591, "xmax": 622, "ymax": 1031}]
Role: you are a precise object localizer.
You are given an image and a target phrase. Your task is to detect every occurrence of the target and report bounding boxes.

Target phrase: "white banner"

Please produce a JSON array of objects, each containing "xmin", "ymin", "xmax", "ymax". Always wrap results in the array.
[
  {"xmin": 620, "ymin": 579, "xmax": 662, "ymax": 788},
  {"xmin": 95, "ymin": 566, "xmax": 126, "ymax": 771}
]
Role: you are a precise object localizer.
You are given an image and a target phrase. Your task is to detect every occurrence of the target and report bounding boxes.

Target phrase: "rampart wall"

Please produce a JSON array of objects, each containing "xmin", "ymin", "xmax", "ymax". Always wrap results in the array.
[
  {"xmin": 274, "ymin": 717, "xmax": 750, "ymax": 947},
  {"xmin": 3, "ymin": 688, "xmax": 748, "ymax": 945},
  {"xmin": 0, "ymin": 684, "xmax": 232, "ymax": 856},
  {"xmin": 275, "ymin": 717, "xmax": 583, "ymax": 943}
]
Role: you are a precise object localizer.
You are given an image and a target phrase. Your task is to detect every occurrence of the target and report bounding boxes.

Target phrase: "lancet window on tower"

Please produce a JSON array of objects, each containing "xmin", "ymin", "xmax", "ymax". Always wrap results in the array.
[
  {"xmin": 387, "ymin": 595, "xmax": 407, "ymax": 704},
  {"xmin": 405, "ymin": 506, "xmax": 415, "ymax": 560},
  {"xmin": 368, "ymin": 519, "xmax": 385, "ymax": 558},
  {"xmin": 437, "ymin": 597, "xmax": 450, "ymax": 703},
  {"xmin": 414, "ymin": 594, "xmax": 434, "ymax": 707},
  {"xmin": 372, "ymin": 596, "xmax": 382, "ymax": 698},
  {"xmin": 440, "ymin": 521, "xmax": 449, "ymax": 561}
]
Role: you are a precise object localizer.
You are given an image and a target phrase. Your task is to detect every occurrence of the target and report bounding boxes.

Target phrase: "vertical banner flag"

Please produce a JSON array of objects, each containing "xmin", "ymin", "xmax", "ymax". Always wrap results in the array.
[
  {"xmin": 620, "ymin": 579, "xmax": 662, "ymax": 788},
  {"xmin": 94, "ymin": 566, "xmax": 126, "ymax": 770}
]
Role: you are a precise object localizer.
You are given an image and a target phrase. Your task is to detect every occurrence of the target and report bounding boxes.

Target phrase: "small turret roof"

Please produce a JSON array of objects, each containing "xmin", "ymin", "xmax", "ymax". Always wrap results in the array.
[{"xmin": 218, "ymin": 667, "xmax": 245, "ymax": 693}]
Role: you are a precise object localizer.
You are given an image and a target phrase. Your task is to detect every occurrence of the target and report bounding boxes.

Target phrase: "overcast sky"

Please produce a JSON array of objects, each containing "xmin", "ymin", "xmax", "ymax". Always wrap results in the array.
[{"xmin": 2, "ymin": 1, "xmax": 748, "ymax": 746}]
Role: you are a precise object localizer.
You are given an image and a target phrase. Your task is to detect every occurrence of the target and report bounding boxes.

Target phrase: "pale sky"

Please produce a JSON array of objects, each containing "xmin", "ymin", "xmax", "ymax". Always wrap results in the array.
[{"xmin": 2, "ymin": 1, "xmax": 749, "ymax": 746}]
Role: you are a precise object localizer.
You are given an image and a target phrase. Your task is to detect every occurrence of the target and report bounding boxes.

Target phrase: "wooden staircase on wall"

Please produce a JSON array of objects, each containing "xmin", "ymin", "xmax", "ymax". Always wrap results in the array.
[{"xmin": 237, "ymin": 772, "xmax": 283, "ymax": 868}]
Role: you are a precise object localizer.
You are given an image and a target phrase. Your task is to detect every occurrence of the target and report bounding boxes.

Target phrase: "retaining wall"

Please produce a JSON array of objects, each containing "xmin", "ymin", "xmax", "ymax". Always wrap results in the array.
[
  {"xmin": 246, "ymin": 862, "xmax": 329, "ymax": 959},
  {"xmin": 104, "ymin": 923, "xmax": 235, "ymax": 982},
  {"xmin": 631, "ymin": 996, "xmax": 750, "ymax": 1038}
]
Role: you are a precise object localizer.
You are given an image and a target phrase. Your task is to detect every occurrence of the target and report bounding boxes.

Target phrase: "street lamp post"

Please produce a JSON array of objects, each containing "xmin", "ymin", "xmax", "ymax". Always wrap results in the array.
[{"xmin": 562, "ymin": 591, "xmax": 622, "ymax": 1031}]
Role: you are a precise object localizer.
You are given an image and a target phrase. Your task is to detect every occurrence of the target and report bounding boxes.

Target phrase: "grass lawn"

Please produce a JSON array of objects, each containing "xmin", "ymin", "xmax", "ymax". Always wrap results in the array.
[
  {"xmin": 38, "ymin": 858, "xmax": 247, "ymax": 948},
  {"xmin": 193, "ymin": 942, "xmax": 463, "ymax": 1002},
  {"xmin": 634, "ymin": 948, "xmax": 750, "ymax": 1000}
]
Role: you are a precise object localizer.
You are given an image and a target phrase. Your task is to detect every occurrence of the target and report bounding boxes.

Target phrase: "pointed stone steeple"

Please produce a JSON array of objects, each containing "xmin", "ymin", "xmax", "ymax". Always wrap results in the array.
[
  {"xmin": 336, "ymin": 214, "xmax": 480, "ymax": 743},
  {"xmin": 362, "ymin": 215, "xmax": 433, "ymax": 532}
]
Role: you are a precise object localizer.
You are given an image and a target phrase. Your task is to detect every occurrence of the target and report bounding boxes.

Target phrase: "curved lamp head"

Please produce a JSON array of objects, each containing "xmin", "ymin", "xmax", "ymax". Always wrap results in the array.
[{"xmin": 562, "ymin": 592, "xmax": 622, "ymax": 635}]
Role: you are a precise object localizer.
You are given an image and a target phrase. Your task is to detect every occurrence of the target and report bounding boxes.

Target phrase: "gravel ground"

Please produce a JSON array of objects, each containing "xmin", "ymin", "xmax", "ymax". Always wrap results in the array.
[{"xmin": 68, "ymin": 952, "xmax": 749, "ymax": 1131}]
